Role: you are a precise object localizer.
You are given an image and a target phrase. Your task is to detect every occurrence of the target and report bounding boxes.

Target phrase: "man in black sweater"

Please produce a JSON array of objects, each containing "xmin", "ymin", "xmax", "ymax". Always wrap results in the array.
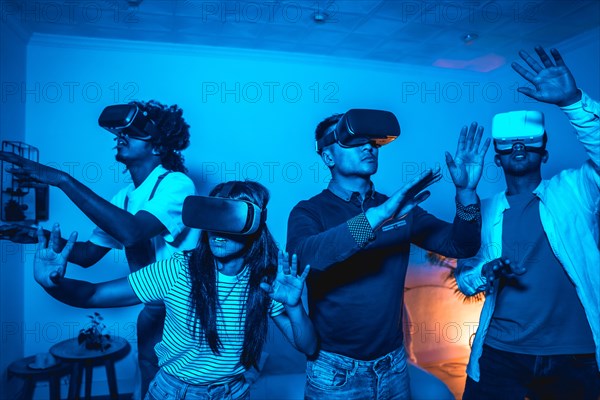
[{"xmin": 287, "ymin": 112, "xmax": 488, "ymax": 399}]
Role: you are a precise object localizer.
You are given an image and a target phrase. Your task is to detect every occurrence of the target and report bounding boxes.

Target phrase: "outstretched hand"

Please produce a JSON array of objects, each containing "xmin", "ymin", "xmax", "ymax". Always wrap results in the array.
[
  {"xmin": 0, "ymin": 151, "xmax": 66, "ymax": 187},
  {"xmin": 445, "ymin": 122, "xmax": 490, "ymax": 192},
  {"xmin": 366, "ymin": 168, "xmax": 442, "ymax": 230},
  {"xmin": 0, "ymin": 224, "xmax": 38, "ymax": 244},
  {"xmin": 512, "ymin": 46, "xmax": 581, "ymax": 107},
  {"xmin": 34, "ymin": 224, "xmax": 77, "ymax": 289},
  {"xmin": 260, "ymin": 251, "xmax": 309, "ymax": 307},
  {"xmin": 481, "ymin": 257, "xmax": 526, "ymax": 295}
]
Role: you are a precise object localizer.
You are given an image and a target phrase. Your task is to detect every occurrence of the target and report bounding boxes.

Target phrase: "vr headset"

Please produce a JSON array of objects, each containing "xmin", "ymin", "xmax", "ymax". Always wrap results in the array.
[
  {"xmin": 98, "ymin": 104, "xmax": 159, "ymax": 141},
  {"xmin": 316, "ymin": 109, "xmax": 400, "ymax": 153},
  {"xmin": 182, "ymin": 182, "xmax": 266, "ymax": 235},
  {"xmin": 492, "ymin": 110, "xmax": 546, "ymax": 154}
]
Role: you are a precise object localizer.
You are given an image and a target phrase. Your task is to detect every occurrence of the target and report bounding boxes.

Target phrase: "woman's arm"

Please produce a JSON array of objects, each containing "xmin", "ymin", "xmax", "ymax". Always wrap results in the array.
[
  {"xmin": 260, "ymin": 252, "xmax": 317, "ymax": 356},
  {"xmin": 45, "ymin": 277, "xmax": 141, "ymax": 308},
  {"xmin": 34, "ymin": 226, "xmax": 141, "ymax": 308},
  {"xmin": 272, "ymin": 303, "xmax": 317, "ymax": 356}
]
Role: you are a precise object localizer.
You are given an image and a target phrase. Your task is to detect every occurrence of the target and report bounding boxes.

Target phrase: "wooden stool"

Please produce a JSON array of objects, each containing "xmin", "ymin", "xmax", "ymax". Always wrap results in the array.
[
  {"xmin": 50, "ymin": 336, "xmax": 131, "ymax": 400},
  {"xmin": 7, "ymin": 355, "xmax": 72, "ymax": 400}
]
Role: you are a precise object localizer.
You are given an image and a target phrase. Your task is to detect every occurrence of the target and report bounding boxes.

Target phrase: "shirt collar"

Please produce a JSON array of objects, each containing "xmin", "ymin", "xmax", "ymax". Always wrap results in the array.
[
  {"xmin": 500, "ymin": 180, "xmax": 544, "ymax": 206},
  {"xmin": 129, "ymin": 165, "xmax": 167, "ymax": 195},
  {"xmin": 327, "ymin": 179, "xmax": 376, "ymax": 202}
]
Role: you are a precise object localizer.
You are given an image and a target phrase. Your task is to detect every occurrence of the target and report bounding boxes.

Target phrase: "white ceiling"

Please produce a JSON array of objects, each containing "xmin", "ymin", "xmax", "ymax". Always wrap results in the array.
[{"xmin": 5, "ymin": 0, "xmax": 600, "ymax": 72}]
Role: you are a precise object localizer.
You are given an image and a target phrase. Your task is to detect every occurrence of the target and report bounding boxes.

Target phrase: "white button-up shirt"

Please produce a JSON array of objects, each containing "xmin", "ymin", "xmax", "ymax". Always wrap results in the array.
[{"xmin": 455, "ymin": 92, "xmax": 600, "ymax": 381}]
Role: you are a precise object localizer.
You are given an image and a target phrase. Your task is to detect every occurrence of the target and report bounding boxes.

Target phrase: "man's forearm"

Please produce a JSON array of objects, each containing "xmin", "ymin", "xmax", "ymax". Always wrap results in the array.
[
  {"xmin": 289, "ymin": 227, "xmax": 363, "ymax": 271},
  {"xmin": 456, "ymin": 189, "xmax": 478, "ymax": 206},
  {"xmin": 414, "ymin": 206, "xmax": 481, "ymax": 260},
  {"xmin": 561, "ymin": 92, "xmax": 600, "ymax": 168},
  {"xmin": 58, "ymin": 175, "xmax": 143, "ymax": 246},
  {"xmin": 288, "ymin": 209, "xmax": 365, "ymax": 272}
]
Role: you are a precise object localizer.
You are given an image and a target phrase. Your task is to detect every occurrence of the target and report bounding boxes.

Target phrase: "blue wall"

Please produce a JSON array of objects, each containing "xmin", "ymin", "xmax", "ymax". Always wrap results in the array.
[{"xmin": 0, "ymin": 17, "xmax": 30, "ymax": 399}]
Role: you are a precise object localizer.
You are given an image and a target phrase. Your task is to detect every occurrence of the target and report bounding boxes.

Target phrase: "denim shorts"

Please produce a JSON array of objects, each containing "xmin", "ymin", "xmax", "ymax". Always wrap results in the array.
[
  {"xmin": 145, "ymin": 369, "xmax": 250, "ymax": 400},
  {"xmin": 305, "ymin": 346, "xmax": 411, "ymax": 400}
]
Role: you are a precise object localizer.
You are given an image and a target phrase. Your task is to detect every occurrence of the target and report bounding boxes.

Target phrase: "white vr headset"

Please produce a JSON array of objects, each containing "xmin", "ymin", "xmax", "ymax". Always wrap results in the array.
[{"xmin": 492, "ymin": 110, "xmax": 546, "ymax": 154}]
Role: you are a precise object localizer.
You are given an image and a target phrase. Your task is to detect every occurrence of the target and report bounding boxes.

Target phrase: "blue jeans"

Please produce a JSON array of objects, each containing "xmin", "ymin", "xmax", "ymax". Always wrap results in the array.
[
  {"xmin": 464, "ymin": 345, "xmax": 600, "ymax": 400},
  {"xmin": 304, "ymin": 346, "xmax": 411, "ymax": 400},
  {"xmin": 145, "ymin": 369, "xmax": 250, "ymax": 400}
]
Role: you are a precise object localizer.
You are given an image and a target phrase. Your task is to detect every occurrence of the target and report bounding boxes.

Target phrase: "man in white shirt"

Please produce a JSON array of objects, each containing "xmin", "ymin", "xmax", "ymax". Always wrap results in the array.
[
  {"xmin": 455, "ymin": 47, "xmax": 600, "ymax": 400},
  {"xmin": 0, "ymin": 100, "xmax": 200, "ymax": 397}
]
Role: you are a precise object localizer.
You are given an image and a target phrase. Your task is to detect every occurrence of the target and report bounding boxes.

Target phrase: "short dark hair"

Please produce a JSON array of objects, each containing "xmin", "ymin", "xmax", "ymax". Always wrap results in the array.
[
  {"xmin": 130, "ymin": 100, "xmax": 191, "ymax": 173},
  {"xmin": 315, "ymin": 113, "xmax": 343, "ymax": 142}
]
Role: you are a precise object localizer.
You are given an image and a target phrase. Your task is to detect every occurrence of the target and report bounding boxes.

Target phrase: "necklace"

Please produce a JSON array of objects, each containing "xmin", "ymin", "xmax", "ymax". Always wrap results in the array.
[{"xmin": 217, "ymin": 265, "xmax": 248, "ymax": 305}]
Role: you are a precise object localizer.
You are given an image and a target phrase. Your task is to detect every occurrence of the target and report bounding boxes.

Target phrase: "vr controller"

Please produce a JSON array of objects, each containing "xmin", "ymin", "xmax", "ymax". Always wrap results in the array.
[
  {"xmin": 316, "ymin": 109, "xmax": 400, "ymax": 153},
  {"xmin": 98, "ymin": 104, "xmax": 159, "ymax": 141},
  {"xmin": 492, "ymin": 110, "xmax": 546, "ymax": 154}
]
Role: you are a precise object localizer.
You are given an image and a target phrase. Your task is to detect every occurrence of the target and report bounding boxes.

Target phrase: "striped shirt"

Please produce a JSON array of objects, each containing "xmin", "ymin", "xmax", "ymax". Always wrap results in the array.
[{"xmin": 128, "ymin": 253, "xmax": 284, "ymax": 384}]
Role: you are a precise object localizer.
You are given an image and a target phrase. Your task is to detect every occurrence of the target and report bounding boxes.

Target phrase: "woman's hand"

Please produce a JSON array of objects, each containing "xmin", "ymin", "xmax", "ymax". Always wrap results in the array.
[
  {"xmin": 34, "ymin": 224, "xmax": 77, "ymax": 289},
  {"xmin": 260, "ymin": 251, "xmax": 310, "ymax": 307}
]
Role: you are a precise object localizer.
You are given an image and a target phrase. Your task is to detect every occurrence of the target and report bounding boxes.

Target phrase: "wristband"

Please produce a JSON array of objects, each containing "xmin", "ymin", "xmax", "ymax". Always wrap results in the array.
[{"xmin": 456, "ymin": 200, "xmax": 481, "ymax": 224}]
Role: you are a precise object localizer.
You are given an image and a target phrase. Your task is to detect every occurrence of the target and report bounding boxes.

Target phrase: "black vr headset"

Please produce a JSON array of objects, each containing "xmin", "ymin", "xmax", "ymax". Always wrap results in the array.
[
  {"xmin": 316, "ymin": 109, "xmax": 400, "ymax": 153},
  {"xmin": 182, "ymin": 182, "xmax": 266, "ymax": 236},
  {"xmin": 98, "ymin": 104, "xmax": 160, "ymax": 141}
]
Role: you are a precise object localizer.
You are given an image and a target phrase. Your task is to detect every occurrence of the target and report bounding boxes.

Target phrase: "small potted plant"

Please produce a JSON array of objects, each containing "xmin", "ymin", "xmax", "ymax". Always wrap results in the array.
[{"xmin": 78, "ymin": 312, "xmax": 111, "ymax": 351}]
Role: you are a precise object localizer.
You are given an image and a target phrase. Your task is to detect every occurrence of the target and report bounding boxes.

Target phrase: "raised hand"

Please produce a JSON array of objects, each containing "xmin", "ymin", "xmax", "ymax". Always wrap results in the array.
[
  {"xmin": 260, "ymin": 252, "xmax": 309, "ymax": 307},
  {"xmin": 446, "ymin": 122, "xmax": 490, "ymax": 192},
  {"xmin": 481, "ymin": 257, "xmax": 526, "ymax": 295},
  {"xmin": 0, "ymin": 151, "xmax": 66, "ymax": 187},
  {"xmin": 34, "ymin": 225, "xmax": 77, "ymax": 289},
  {"xmin": 366, "ymin": 168, "xmax": 442, "ymax": 229},
  {"xmin": 512, "ymin": 46, "xmax": 581, "ymax": 107}
]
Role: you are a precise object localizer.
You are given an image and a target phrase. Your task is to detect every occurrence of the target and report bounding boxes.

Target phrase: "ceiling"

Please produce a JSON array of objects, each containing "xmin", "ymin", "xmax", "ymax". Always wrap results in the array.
[{"xmin": 5, "ymin": 0, "xmax": 600, "ymax": 72}]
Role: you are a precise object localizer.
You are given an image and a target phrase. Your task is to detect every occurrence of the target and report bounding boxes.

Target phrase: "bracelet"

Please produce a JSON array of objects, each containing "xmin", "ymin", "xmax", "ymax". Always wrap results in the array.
[{"xmin": 456, "ymin": 200, "xmax": 481, "ymax": 224}]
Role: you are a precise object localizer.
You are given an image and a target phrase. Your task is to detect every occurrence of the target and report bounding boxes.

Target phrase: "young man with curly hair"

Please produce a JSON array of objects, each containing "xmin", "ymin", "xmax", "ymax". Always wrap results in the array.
[{"xmin": 0, "ymin": 100, "xmax": 200, "ymax": 397}]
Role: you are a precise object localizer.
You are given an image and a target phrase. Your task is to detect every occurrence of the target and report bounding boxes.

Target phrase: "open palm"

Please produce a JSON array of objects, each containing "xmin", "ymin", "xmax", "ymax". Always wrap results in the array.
[
  {"xmin": 260, "ymin": 252, "xmax": 309, "ymax": 307},
  {"xmin": 34, "ymin": 226, "xmax": 77, "ymax": 288},
  {"xmin": 512, "ymin": 47, "xmax": 579, "ymax": 106},
  {"xmin": 446, "ymin": 122, "xmax": 490, "ymax": 191},
  {"xmin": 0, "ymin": 151, "xmax": 66, "ymax": 187}
]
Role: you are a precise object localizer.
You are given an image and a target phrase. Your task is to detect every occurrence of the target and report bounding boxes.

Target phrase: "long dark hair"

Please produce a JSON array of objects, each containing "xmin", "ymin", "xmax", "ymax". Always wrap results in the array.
[{"xmin": 187, "ymin": 181, "xmax": 278, "ymax": 369}]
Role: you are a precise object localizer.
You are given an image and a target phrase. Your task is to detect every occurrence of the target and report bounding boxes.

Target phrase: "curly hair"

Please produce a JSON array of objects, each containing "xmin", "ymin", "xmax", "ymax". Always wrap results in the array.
[
  {"xmin": 186, "ymin": 181, "xmax": 278, "ymax": 370},
  {"xmin": 130, "ymin": 100, "xmax": 191, "ymax": 172}
]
